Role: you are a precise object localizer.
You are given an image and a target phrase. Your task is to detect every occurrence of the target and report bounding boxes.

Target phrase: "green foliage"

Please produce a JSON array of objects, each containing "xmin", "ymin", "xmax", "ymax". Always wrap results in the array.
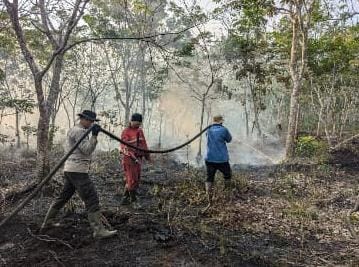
[
  {"xmin": 308, "ymin": 25, "xmax": 359, "ymax": 76},
  {"xmin": 295, "ymin": 136, "xmax": 328, "ymax": 160},
  {"xmin": 175, "ymin": 40, "xmax": 196, "ymax": 57}
]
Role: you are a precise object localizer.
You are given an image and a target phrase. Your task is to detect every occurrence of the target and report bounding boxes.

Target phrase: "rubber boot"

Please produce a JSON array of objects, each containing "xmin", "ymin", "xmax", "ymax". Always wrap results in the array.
[
  {"xmin": 120, "ymin": 189, "xmax": 130, "ymax": 205},
  {"xmin": 205, "ymin": 182, "xmax": 214, "ymax": 207},
  {"xmin": 88, "ymin": 211, "xmax": 117, "ymax": 239},
  {"xmin": 129, "ymin": 190, "xmax": 142, "ymax": 209},
  {"xmin": 41, "ymin": 204, "xmax": 60, "ymax": 230}
]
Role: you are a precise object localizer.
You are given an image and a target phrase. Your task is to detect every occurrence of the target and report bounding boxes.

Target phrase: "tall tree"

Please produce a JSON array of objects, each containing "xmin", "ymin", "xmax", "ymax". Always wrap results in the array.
[
  {"xmin": 284, "ymin": 0, "xmax": 317, "ymax": 159},
  {"xmin": 2, "ymin": 0, "xmax": 89, "ymax": 178}
]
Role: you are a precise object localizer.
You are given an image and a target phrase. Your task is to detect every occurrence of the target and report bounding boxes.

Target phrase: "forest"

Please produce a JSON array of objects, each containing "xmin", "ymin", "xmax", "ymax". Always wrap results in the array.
[{"xmin": 0, "ymin": 0, "xmax": 358, "ymax": 266}]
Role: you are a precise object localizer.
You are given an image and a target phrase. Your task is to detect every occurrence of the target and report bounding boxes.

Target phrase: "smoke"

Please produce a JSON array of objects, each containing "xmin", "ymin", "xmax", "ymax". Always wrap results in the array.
[
  {"xmin": 148, "ymin": 76, "xmax": 285, "ymax": 166},
  {"xmin": 0, "ymin": 67, "xmax": 285, "ymax": 167}
]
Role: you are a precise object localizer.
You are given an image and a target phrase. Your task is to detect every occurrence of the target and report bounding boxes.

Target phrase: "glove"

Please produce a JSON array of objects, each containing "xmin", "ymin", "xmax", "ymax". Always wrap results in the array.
[{"xmin": 91, "ymin": 124, "xmax": 101, "ymax": 136}]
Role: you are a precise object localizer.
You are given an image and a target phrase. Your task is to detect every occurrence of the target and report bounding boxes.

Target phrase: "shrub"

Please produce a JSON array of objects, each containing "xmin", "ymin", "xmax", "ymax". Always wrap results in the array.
[{"xmin": 295, "ymin": 136, "xmax": 328, "ymax": 161}]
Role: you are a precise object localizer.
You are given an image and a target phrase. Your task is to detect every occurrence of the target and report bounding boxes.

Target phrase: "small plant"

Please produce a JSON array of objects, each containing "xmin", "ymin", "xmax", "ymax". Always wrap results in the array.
[
  {"xmin": 295, "ymin": 135, "xmax": 328, "ymax": 161},
  {"xmin": 284, "ymin": 200, "xmax": 319, "ymax": 220}
]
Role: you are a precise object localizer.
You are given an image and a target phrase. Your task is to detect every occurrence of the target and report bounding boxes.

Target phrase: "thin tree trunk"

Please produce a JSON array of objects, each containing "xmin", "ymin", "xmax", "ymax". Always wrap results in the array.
[
  {"xmin": 316, "ymin": 106, "xmax": 323, "ymax": 137},
  {"xmin": 15, "ymin": 109, "xmax": 20, "ymax": 148},
  {"xmin": 294, "ymin": 103, "xmax": 300, "ymax": 138},
  {"xmin": 197, "ymin": 97, "xmax": 206, "ymax": 157},
  {"xmin": 286, "ymin": 81, "xmax": 301, "ymax": 158},
  {"xmin": 158, "ymin": 113, "xmax": 163, "ymax": 148},
  {"xmin": 285, "ymin": 2, "xmax": 309, "ymax": 159},
  {"xmin": 244, "ymin": 88, "xmax": 250, "ymax": 137}
]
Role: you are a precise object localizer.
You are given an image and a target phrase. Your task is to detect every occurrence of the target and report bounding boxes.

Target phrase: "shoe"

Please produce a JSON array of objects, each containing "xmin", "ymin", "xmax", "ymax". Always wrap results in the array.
[
  {"xmin": 41, "ymin": 204, "xmax": 60, "ymax": 230},
  {"xmin": 120, "ymin": 189, "xmax": 130, "ymax": 205},
  {"xmin": 129, "ymin": 190, "xmax": 142, "ymax": 209},
  {"xmin": 88, "ymin": 211, "xmax": 117, "ymax": 239}
]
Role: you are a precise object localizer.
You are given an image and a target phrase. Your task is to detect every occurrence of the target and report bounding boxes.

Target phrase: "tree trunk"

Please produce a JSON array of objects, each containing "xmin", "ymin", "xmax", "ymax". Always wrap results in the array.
[
  {"xmin": 285, "ymin": 2, "xmax": 309, "ymax": 159},
  {"xmin": 36, "ymin": 107, "xmax": 51, "ymax": 179},
  {"xmin": 26, "ymin": 133, "xmax": 29, "ymax": 151},
  {"xmin": 36, "ymin": 53, "xmax": 64, "ymax": 178},
  {"xmin": 158, "ymin": 112, "xmax": 163, "ymax": 148},
  {"xmin": 15, "ymin": 109, "xmax": 20, "ymax": 148},
  {"xmin": 140, "ymin": 46, "xmax": 147, "ymax": 117},
  {"xmin": 197, "ymin": 97, "xmax": 206, "ymax": 157},
  {"xmin": 316, "ymin": 105, "xmax": 323, "ymax": 137},
  {"xmin": 247, "ymin": 75, "xmax": 262, "ymax": 138},
  {"xmin": 4, "ymin": 0, "xmax": 88, "ymax": 179},
  {"xmin": 244, "ymin": 89, "xmax": 250, "ymax": 137},
  {"xmin": 294, "ymin": 103, "xmax": 300, "ymax": 138},
  {"xmin": 48, "ymin": 117, "xmax": 56, "ymax": 149},
  {"xmin": 286, "ymin": 81, "xmax": 301, "ymax": 158},
  {"xmin": 125, "ymin": 107, "xmax": 130, "ymax": 126}
]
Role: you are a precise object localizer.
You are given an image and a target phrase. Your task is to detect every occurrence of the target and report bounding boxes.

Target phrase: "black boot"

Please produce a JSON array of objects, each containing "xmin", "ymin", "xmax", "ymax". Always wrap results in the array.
[
  {"xmin": 129, "ymin": 190, "xmax": 142, "ymax": 209},
  {"xmin": 120, "ymin": 189, "xmax": 130, "ymax": 205}
]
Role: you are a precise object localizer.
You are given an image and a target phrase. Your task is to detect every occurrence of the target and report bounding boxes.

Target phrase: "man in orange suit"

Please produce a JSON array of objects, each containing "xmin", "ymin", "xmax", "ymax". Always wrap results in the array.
[{"xmin": 120, "ymin": 113, "xmax": 150, "ymax": 208}]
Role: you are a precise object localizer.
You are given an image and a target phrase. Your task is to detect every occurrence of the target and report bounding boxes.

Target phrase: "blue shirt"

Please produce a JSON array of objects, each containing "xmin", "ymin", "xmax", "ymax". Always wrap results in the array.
[{"xmin": 205, "ymin": 124, "xmax": 232, "ymax": 163}]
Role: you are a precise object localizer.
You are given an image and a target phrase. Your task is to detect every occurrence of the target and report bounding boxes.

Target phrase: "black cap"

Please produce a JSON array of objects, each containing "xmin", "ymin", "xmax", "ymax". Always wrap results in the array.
[
  {"xmin": 77, "ymin": 110, "xmax": 100, "ymax": 121},
  {"xmin": 131, "ymin": 113, "xmax": 143, "ymax": 122}
]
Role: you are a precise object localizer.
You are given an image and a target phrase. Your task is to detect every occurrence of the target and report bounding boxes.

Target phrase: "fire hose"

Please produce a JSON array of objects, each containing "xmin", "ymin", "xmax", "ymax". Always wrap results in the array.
[{"xmin": 0, "ymin": 124, "xmax": 211, "ymax": 228}]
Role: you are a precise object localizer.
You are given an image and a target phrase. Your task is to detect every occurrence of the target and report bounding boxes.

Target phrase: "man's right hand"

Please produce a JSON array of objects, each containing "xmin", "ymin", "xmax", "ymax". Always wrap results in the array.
[{"xmin": 91, "ymin": 124, "xmax": 101, "ymax": 136}]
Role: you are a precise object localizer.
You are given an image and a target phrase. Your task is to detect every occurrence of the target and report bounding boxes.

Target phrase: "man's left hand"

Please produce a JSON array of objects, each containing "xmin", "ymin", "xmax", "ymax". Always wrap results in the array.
[{"xmin": 92, "ymin": 124, "xmax": 101, "ymax": 136}]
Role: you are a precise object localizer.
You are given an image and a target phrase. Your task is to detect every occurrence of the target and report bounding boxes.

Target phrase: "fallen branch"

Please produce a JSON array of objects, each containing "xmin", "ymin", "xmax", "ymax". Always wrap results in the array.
[
  {"xmin": 330, "ymin": 134, "xmax": 359, "ymax": 151},
  {"xmin": 48, "ymin": 250, "xmax": 65, "ymax": 267},
  {"xmin": 27, "ymin": 228, "xmax": 73, "ymax": 249}
]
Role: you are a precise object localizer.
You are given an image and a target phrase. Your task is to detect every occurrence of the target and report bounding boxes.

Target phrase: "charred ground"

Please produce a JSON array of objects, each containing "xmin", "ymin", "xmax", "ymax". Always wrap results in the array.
[{"xmin": 0, "ymin": 148, "xmax": 358, "ymax": 266}]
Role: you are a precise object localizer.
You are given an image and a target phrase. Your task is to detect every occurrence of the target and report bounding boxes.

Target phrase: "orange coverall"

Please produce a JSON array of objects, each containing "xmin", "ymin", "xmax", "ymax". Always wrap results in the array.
[{"xmin": 120, "ymin": 127, "xmax": 150, "ymax": 191}]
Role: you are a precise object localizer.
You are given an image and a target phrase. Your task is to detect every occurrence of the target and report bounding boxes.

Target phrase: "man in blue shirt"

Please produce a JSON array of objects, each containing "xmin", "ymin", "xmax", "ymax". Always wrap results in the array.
[{"xmin": 204, "ymin": 115, "xmax": 232, "ymax": 207}]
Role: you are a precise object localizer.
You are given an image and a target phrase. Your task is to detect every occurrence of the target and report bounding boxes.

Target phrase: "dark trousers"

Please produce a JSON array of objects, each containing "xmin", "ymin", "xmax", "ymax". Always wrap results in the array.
[
  {"xmin": 205, "ymin": 161, "xmax": 232, "ymax": 183},
  {"xmin": 52, "ymin": 172, "xmax": 100, "ymax": 213}
]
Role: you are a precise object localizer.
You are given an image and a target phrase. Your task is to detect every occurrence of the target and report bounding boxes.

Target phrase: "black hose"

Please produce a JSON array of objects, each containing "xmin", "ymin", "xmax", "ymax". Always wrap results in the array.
[{"xmin": 100, "ymin": 125, "xmax": 211, "ymax": 153}]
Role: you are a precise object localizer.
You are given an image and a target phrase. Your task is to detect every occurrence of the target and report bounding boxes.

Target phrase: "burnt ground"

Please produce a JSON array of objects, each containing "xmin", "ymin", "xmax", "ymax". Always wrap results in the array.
[{"xmin": 0, "ymin": 149, "xmax": 358, "ymax": 267}]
